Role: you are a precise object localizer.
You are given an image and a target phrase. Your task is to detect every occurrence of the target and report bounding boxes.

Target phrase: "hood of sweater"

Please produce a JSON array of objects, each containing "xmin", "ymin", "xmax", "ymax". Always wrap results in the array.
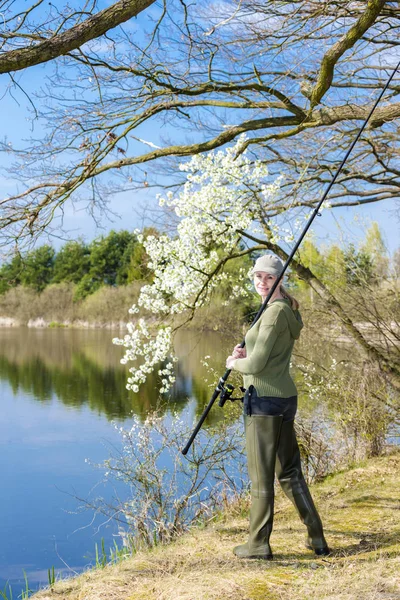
[{"xmin": 275, "ymin": 299, "xmax": 303, "ymax": 339}]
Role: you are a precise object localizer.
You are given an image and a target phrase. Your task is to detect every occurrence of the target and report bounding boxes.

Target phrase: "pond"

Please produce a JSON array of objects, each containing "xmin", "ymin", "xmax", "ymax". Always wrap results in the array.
[{"xmin": 0, "ymin": 327, "xmax": 232, "ymax": 597}]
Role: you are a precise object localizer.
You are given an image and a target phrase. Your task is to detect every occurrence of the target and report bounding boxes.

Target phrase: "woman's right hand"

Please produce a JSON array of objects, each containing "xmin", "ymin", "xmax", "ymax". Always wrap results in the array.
[{"xmin": 232, "ymin": 344, "xmax": 246, "ymax": 359}]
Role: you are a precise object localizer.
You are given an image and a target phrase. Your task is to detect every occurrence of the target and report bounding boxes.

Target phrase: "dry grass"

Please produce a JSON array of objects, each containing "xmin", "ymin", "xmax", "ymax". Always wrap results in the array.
[
  {"xmin": 32, "ymin": 451, "xmax": 400, "ymax": 600},
  {"xmin": 0, "ymin": 283, "xmax": 142, "ymax": 325}
]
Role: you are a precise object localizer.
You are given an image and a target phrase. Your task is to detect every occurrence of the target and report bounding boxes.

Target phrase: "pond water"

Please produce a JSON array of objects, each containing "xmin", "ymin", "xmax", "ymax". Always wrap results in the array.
[{"xmin": 0, "ymin": 327, "xmax": 230, "ymax": 597}]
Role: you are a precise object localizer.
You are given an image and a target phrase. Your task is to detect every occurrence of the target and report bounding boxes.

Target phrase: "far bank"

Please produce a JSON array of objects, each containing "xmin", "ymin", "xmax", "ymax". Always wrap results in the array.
[
  {"xmin": 0, "ymin": 281, "xmax": 247, "ymax": 334},
  {"xmin": 0, "ymin": 282, "xmax": 140, "ymax": 328}
]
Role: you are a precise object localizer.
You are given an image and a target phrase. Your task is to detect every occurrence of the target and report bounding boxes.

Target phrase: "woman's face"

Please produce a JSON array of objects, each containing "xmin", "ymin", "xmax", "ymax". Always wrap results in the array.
[{"xmin": 253, "ymin": 271, "xmax": 278, "ymax": 299}]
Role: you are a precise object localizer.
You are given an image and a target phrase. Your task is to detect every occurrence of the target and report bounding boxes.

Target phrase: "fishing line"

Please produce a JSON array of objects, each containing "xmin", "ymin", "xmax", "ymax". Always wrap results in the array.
[{"xmin": 182, "ymin": 58, "xmax": 400, "ymax": 455}]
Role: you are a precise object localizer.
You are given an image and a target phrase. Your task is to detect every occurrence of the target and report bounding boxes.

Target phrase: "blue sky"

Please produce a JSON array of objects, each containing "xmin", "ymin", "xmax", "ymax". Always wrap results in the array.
[{"xmin": 2, "ymin": 81, "xmax": 398, "ymax": 255}]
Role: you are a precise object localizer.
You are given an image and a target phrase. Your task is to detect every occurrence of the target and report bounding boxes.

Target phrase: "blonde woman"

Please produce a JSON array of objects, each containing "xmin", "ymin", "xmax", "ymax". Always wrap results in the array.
[{"xmin": 226, "ymin": 254, "xmax": 329, "ymax": 560}]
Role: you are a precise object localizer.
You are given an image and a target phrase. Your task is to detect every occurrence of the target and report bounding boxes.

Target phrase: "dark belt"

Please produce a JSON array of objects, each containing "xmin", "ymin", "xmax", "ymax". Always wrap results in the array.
[{"xmin": 243, "ymin": 385, "xmax": 297, "ymax": 421}]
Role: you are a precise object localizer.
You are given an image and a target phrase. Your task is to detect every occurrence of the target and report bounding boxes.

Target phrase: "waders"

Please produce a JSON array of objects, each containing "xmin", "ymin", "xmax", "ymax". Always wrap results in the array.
[
  {"xmin": 233, "ymin": 415, "xmax": 283, "ymax": 559},
  {"xmin": 276, "ymin": 419, "xmax": 328, "ymax": 554},
  {"xmin": 234, "ymin": 414, "xmax": 329, "ymax": 559}
]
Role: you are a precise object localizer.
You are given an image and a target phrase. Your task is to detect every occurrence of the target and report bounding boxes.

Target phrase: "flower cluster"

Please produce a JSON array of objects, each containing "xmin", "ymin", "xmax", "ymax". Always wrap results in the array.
[
  {"xmin": 115, "ymin": 136, "xmax": 285, "ymax": 392},
  {"xmin": 113, "ymin": 321, "xmax": 177, "ymax": 393}
]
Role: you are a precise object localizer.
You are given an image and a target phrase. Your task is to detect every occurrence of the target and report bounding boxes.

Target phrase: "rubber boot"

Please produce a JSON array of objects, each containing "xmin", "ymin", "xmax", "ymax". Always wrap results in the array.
[
  {"xmin": 234, "ymin": 415, "xmax": 283, "ymax": 560},
  {"xmin": 275, "ymin": 419, "xmax": 329, "ymax": 555}
]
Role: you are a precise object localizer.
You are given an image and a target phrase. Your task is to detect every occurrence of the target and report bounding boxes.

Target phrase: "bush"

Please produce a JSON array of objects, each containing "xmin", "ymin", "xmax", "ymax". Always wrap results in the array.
[
  {"xmin": 84, "ymin": 411, "xmax": 247, "ymax": 550},
  {"xmin": 37, "ymin": 283, "xmax": 77, "ymax": 322},
  {"xmin": 77, "ymin": 282, "xmax": 142, "ymax": 323},
  {"xmin": 0, "ymin": 283, "xmax": 77, "ymax": 324},
  {"xmin": 0, "ymin": 285, "xmax": 41, "ymax": 323},
  {"xmin": 296, "ymin": 354, "xmax": 395, "ymax": 465}
]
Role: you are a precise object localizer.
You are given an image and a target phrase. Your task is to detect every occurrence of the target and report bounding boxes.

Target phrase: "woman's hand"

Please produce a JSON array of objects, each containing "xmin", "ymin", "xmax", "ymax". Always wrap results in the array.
[
  {"xmin": 232, "ymin": 344, "xmax": 246, "ymax": 359},
  {"xmin": 227, "ymin": 345, "xmax": 246, "ymax": 369},
  {"xmin": 226, "ymin": 355, "xmax": 236, "ymax": 369}
]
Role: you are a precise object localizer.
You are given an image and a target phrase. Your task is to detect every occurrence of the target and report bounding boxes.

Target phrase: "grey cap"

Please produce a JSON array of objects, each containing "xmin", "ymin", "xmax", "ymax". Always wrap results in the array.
[{"xmin": 251, "ymin": 254, "xmax": 284, "ymax": 277}]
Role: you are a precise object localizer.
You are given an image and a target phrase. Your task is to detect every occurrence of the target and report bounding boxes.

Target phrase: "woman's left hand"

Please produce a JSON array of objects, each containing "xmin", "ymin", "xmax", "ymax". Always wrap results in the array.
[{"xmin": 226, "ymin": 355, "xmax": 236, "ymax": 369}]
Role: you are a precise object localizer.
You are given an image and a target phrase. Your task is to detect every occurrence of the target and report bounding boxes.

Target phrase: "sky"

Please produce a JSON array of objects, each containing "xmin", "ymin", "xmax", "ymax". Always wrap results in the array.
[{"xmin": 0, "ymin": 2, "xmax": 399, "ymax": 258}]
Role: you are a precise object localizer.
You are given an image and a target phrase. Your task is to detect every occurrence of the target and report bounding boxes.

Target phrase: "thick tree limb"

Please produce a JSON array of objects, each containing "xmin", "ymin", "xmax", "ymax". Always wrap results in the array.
[
  {"xmin": 310, "ymin": 0, "xmax": 387, "ymax": 108},
  {"xmin": 74, "ymin": 100, "xmax": 400, "ymax": 175},
  {"xmin": 0, "ymin": 0, "xmax": 156, "ymax": 74}
]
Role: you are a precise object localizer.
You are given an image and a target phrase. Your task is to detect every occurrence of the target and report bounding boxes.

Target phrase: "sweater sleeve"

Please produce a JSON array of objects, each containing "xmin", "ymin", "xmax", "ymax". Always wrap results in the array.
[{"xmin": 233, "ymin": 308, "xmax": 284, "ymax": 375}]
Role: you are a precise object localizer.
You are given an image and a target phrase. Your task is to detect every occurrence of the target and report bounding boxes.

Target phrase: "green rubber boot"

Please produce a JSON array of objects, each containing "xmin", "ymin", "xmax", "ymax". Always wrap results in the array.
[
  {"xmin": 275, "ymin": 419, "xmax": 329, "ymax": 554},
  {"xmin": 234, "ymin": 415, "xmax": 283, "ymax": 560}
]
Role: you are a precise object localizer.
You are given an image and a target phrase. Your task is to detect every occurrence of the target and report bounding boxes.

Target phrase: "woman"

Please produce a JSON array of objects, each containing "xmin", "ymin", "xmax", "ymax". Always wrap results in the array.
[{"xmin": 226, "ymin": 253, "xmax": 329, "ymax": 560}]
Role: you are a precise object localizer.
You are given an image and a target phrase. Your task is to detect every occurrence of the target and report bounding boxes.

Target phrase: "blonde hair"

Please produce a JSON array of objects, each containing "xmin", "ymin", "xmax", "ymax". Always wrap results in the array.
[{"xmin": 280, "ymin": 285, "xmax": 300, "ymax": 310}]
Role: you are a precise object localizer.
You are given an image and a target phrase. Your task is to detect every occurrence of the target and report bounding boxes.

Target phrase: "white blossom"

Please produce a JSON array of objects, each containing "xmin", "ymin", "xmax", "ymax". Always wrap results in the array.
[{"xmin": 114, "ymin": 136, "xmax": 293, "ymax": 392}]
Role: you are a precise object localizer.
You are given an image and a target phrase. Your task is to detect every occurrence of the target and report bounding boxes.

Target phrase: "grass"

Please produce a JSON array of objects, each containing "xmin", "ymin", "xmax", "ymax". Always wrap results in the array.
[{"xmin": 31, "ymin": 450, "xmax": 400, "ymax": 600}]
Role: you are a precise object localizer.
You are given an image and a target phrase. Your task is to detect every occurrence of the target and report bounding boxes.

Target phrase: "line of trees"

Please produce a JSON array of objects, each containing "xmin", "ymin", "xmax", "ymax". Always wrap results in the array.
[
  {"xmin": 292, "ymin": 222, "xmax": 399, "ymax": 290},
  {"xmin": 0, "ymin": 229, "xmax": 156, "ymax": 300},
  {"xmin": 1, "ymin": 221, "xmax": 398, "ymax": 307}
]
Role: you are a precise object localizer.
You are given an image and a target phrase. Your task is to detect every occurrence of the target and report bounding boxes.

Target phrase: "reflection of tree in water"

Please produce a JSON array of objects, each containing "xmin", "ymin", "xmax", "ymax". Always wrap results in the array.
[
  {"xmin": 1, "ymin": 355, "xmax": 53, "ymax": 401},
  {"xmin": 0, "ymin": 353, "xmax": 176, "ymax": 420},
  {"xmin": 0, "ymin": 329, "xmax": 233, "ymax": 423},
  {"xmin": 168, "ymin": 355, "xmax": 242, "ymax": 427},
  {"xmin": 168, "ymin": 360, "xmax": 193, "ymax": 405}
]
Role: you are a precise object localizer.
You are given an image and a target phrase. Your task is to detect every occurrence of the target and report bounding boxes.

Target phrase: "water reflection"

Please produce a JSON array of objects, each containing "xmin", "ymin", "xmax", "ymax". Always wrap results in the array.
[{"xmin": 0, "ymin": 327, "xmax": 231, "ymax": 421}]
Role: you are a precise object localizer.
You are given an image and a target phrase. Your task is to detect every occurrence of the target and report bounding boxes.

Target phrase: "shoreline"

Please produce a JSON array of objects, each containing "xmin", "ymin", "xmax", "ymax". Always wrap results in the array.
[
  {"xmin": 2, "ymin": 316, "xmax": 398, "ymax": 346},
  {"xmin": 0, "ymin": 316, "xmax": 129, "ymax": 329}
]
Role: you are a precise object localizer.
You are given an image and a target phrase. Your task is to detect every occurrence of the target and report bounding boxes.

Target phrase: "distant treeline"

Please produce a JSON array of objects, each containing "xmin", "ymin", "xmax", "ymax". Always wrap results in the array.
[
  {"xmin": 0, "ymin": 222, "xmax": 398, "ymax": 311},
  {"xmin": 0, "ymin": 229, "xmax": 156, "ymax": 300}
]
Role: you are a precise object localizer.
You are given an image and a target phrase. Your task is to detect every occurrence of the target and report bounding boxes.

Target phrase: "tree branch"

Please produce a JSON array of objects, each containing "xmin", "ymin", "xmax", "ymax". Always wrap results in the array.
[
  {"xmin": 309, "ymin": 0, "xmax": 387, "ymax": 108},
  {"xmin": 0, "ymin": 0, "xmax": 157, "ymax": 74}
]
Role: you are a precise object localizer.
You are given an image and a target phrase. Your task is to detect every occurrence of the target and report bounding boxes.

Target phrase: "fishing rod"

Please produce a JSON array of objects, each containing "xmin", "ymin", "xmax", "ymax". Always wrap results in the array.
[{"xmin": 181, "ymin": 59, "xmax": 400, "ymax": 456}]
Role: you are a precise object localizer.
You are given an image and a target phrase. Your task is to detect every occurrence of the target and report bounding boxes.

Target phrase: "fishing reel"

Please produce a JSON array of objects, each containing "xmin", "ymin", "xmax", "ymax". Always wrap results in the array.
[{"xmin": 218, "ymin": 380, "xmax": 245, "ymax": 408}]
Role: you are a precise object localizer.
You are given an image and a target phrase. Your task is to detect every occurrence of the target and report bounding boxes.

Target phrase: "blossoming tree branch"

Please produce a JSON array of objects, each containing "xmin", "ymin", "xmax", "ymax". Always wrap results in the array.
[
  {"xmin": 113, "ymin": 137, "xmax": 400, "ymax": 393},
  {"xmin": 114, "ymin": 137, "xmax": 283, "ymax": 391}
]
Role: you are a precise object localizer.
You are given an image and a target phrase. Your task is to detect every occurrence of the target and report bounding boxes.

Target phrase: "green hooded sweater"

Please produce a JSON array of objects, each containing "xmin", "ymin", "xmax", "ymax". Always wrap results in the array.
[{"xmin": 232, "ymin": 298, "xmax": 303, "ymax": 398}]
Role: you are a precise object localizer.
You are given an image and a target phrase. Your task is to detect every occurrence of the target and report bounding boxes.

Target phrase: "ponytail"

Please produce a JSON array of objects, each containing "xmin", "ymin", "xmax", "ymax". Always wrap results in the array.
[{"xmin": 280, "ymin": 285, "xmax": 300, "ymax": 310}]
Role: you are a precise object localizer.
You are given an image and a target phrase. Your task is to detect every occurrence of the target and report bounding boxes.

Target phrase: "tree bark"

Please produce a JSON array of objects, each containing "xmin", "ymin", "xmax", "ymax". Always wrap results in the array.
[
  {"xmin": 0, "ymin": 0, "xmax": 156, "ymax": 74},
  {"xmin": 310, "ymin": 0, "xmax": 387, "ymax": 107}
]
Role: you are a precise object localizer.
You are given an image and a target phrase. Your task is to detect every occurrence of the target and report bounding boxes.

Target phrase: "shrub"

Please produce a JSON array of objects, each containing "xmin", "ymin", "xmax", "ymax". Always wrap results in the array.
[
  {"xmin": 77, "ymin": 282, "xmax": 142, "ymax": 323},
  {"xmin": 84, "ymin": 411, "xmax": 247, "ymax": 550}
]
